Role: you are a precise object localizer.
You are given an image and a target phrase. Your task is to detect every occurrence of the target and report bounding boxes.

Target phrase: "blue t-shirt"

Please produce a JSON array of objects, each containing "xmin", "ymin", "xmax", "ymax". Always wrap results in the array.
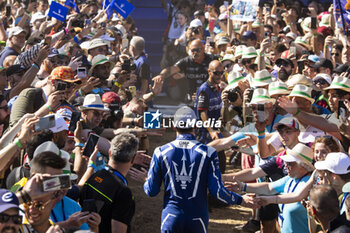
[
  {"xmin": 51, "ymin": 196, "xmax": 89, "ymax": 230},
  {"xmin": 270, "ymin": 175, "xmax": 310, "ymax": 233}
]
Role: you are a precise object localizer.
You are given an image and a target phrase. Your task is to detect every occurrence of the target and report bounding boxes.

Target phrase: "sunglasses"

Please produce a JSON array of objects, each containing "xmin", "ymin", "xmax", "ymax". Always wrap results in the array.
[
  {"xmin": 211, "ymin": 70, "xmax": 224, "ymax": 76},
  {"xmin": 191, "ymin": 48, "xmax": 201, "ymax": 53},
  {"xmin": 277, "ymin": 62, "xmax": 291, "ymax": 67},
  {"xmin": 0, "ymin": 105, "xmax": 8, "ymax": 111},
  {"xmin": 331, "ymin": 53, "xmax": 339, "ymax": 57},
  {"xmin": 313, "ymin": 79, "xmax": 328, "ymax": 85},
  {"xmin": 0, "ymin": 213, "xmax": 22, "ymax": 224},
  {"xmin": 24, "ymin": 200, "xmax": 51, "ymax": 211},
  {"xmin": 224, "ymin": 63, "xmax": 233, "ymax": 69}
]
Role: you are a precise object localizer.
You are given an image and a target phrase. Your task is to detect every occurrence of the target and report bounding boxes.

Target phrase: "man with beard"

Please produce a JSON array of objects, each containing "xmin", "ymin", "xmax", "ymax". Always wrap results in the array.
[
  {"xmin": 0, "ymin": 95, "xmax": 11, "ymax": 134},
  {"xmin": 0, "ymin": 27, "xmax": 26, "ymax": 67},
  {"xmin": 0, "ymin": 189, "xmax": 22, "ymax": 233},
  {"xmin": 88, "ymin": 54, "xmax": 114, "ymax": 95},
  {"xmin": 275, "ymin": 58, "xmax": 294, "ymax": 82},
  {"xmin": 9, "ymin": 66, "xmax": 81, "ymax": 127},
  {"xmin": 153, "ymin": 39, "xmax": 217, "ymax": 102}
]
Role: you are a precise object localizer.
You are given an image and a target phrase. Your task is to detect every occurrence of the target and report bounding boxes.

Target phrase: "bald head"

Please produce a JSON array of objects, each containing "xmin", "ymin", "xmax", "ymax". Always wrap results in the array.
[
  {"xmin": 188, "ymin": 39, "xmax": 205, "ymax": 61},
  {"xmin": 189, "ymin": 39, "xmax": 204, "ymax": 49},
  {"xmin": 209, "ymin": 60, "xmax": 223, "ymax": 70},
  {"xmin": 309, "ymin": 185, "xmax": 339, "ymax": 220}
]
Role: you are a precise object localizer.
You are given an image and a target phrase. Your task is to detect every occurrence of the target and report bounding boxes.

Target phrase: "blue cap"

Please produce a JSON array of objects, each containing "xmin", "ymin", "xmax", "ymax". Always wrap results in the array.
[
  {"xmin": 308, "ymin": 55, "xmax": 320, "ymax": 63},
  {"xmin": 0, "ymin": 189, "xmax": 20, "ymax": 213},
  {"xmin": 242, "ymin": 31, "xmax": 257, "ymax": 41}
]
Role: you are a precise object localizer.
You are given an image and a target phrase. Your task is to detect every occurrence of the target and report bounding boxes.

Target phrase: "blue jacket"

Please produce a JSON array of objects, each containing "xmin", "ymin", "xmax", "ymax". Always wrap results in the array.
[{"xmin": 144, "ymin": 134, "xmax": 242, "ymax": 219}]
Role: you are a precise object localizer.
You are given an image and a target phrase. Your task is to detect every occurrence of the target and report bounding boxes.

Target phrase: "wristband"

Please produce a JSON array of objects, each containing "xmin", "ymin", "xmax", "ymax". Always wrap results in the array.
[
  {"xmin": 243, "ymin": 183, "xmax": 247, "ymax": 192},
  {"xmin": 64, "ymin": 27, "xmax": 69, "ymax": 34},
  {"xmin": 47, "ymin": 104, "xmax": 53, "ymax": 112},
  {"xmin": 293, "ymin": 108, "xmax": 301, "ymax": 117},
  {"xmin": 257, "ymin": 131, "xmax": 265, "ymax": 135},
  {"xmin": 78, "ymin": 89, "xmax": 85, "ymax": 97},
  {"xmin": 88, "ymin": 161, "xmax": 97, "ymax": 170},
  {"xmin": 114, "ymin": 81, "xmax": 122, "ymax": 88},
  {"xmin": 15, "ymin": 139, "xmax": 23, "ymax": 149},
  {"xmin": 75, "ymin": 142, "xmax": 85, "ymax": 148},
  {"xmin": 73, "ymin": 36, "xmax": 81, "ymax": 44},
  {"xmin": 32, "ymin": 63, "xmax": 39, "ymax": 70},
  {"xmin": 258, "ymin": 134, "xmax": 266, "ymax": 139}
]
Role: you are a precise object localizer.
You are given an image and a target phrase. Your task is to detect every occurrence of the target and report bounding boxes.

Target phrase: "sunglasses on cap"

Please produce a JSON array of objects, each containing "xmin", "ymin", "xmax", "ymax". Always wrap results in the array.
[
  {"xmin": 0, "ymin": 213, "xmax": 22, "ymax": 224},
  {"xmin": 313, "ymin": 79, "xmax": 328, "ymax": 85},
  {"xmin": 315, "ymin": 135, "xmax": 333, "ymax": 139},
  {"xmin": 210, "ymin": 70, "xmax": 224, "ymax": 76}
]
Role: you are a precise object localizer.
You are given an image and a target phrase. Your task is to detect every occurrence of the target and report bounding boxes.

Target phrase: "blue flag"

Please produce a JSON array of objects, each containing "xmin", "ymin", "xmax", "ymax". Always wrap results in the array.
[
  {"xmin": 48, "ymin": 2, "xmax": 69, "ymax": 22},
  {"xmin": 334, "ymin": 0, "xmax": 350, "ymax": 31},
  {"xmin": 65, "ymin": 0, "xmax": 81, "ymax": 14},
  {"xmin": 104, "ymin": 0, "xmax": 115, "ymax": 19},
  {"xmin": 111, "ymin": 0, "xmax": 134, "ymax": 19}
]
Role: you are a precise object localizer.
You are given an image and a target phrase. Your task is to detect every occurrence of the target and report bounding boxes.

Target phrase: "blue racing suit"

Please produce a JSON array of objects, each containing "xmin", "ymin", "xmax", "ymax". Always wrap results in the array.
[{"xmin": 144, "ymin": 134, "xmax": 243, "ymax": 233}]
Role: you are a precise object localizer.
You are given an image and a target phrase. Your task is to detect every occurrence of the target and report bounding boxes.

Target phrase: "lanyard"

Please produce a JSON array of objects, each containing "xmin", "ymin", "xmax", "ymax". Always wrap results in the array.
[
  {"xmin": 340, "ymin": 193, "xmax": 349, "ymax": 211},
  {"xmin": 51, "ymin": 199, "xmax": 66, "ymax": 222},
  {"xmin": 281, "ymin": 174, "xmax": 308, "ymax": 212},
  {"xmin": 105, "ymin": 167, "xmax": 128, "ymax": 186}
]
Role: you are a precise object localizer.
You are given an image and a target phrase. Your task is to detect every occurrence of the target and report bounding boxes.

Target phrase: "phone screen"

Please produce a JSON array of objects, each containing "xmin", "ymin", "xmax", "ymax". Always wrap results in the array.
[
  {"xmin": 57, "ymin": 82, "xmax": 67, "ymax": 91},
  {"xmin": 77, "ymin": 67, "xmax": 87, "ymax": 79},
  {"xmin": 338, "ymin": 101, "xmax": 347, "ymax": 122},
  {"xmin": 257, "ymin": 104, "xmax": 265, "ymax": 122},
  {"xmin": 83, "ymin": 134, "xmax": 100, "ymax": 157},
  {"xmin": 297, "ymin": 61, "xmax": 305, "ymax": 74},
  {"xmin": 68, "ymin": 112, "xmax": 81, "ymax": 132},
  {"xmin": 311, "ymin": 17, "xmax": 317, "ymax": 29},
  {"xmin": 42, "ymin": 174, "xmax": 71, "ymax": 192},
  {"xmin": 35, "ymin": 115, "xmax": 56, "ymax": 132}
]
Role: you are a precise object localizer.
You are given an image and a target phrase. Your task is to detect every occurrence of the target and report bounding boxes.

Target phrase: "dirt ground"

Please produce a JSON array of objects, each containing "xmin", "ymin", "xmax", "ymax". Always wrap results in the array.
[{"xmin": 128, "ymin": 129, "xmax": 251, "ymax": 233}]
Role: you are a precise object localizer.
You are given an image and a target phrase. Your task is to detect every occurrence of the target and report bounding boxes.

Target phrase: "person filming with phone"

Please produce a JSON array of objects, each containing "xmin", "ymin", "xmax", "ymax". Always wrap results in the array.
[{"xmin": 9, "ymin": 66, "xmax": 82, "ymax": 128}]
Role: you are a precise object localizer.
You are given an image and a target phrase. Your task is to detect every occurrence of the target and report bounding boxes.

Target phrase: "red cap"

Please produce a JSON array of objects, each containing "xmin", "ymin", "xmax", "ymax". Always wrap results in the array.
[{"xmin": 102, "ymin": 92, "xmax": 121, "ymax": 104}]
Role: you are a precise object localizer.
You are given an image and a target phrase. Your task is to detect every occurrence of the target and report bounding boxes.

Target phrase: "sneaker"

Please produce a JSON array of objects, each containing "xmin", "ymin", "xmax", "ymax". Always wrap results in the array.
[{"xmin": 241, "ymin": 219, "xmax": 260, "ymax": 232}]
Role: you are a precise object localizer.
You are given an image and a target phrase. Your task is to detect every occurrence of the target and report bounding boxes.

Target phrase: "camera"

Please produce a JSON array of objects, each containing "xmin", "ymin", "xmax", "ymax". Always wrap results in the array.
[
  {"xmin": 192, "ymin": 27, "xmax": 200, "ymax": 34},
  {"xmin": 227, "ymin": 87, "xmax": 241, "ymax": 103},
  {"xmin": 103, "ymin": 104, "xmax": 124, "ymax": 128},
  {"xmin": 121, "ymin": 59, "xmax": 136, "ymax": 73}
]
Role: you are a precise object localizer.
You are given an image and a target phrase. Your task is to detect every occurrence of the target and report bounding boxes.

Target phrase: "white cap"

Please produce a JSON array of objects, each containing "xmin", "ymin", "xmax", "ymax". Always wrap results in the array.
[
  {"xmin": 8, "ymin": 27, "xmax": 25, "ymax": 38},
  {"xmin": 313, "ymin": 73, "xmax": 332, "ymax": 85},
  {"xmin": 273, "ymin": 117, "xmax": 300, "ymax": 130},
  {"xmin": 174, "ymin": 106, "xmax": 197, "ymax": 129},
  {"xmin": 49, "ymin": 114, "xmax": 69, "ymax": 133},
  {"xmin": 189, "ymin": 19, "xmax": 202, "ymax": 28},
  {"xmin": 315, "ymin": 152, "xmax": 350, "ymax": 175},
  {"xmin": 30, "ymin": 12, "xmax": 46, "ymax": 24}
]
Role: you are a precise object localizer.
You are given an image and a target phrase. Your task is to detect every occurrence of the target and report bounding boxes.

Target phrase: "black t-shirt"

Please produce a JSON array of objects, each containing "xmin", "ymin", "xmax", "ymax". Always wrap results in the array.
[
  {"xmin": 175, "ymin": 53, "xmax": 217, "ymax": 95},
  {"xmin": 80, "ymin": 168, "xmax": 135, "ymax": 233},
  {"xmin": 260, "ymin": 151, "xmax": 287, "ymax": 181}
]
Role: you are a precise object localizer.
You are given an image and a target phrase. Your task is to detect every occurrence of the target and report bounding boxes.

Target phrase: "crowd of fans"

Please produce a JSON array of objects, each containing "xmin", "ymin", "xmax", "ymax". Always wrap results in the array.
[{"xmin": 0, "ymin": 0, "xmax": 349, "ymax": 232}]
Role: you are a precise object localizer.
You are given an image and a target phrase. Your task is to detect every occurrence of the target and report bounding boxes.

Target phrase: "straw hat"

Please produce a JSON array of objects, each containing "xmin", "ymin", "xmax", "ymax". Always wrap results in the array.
[
  {"xmin": 252, "ymin": 69, "xmax": 273, "ymax": 87},
  {"xmin": 234, "ymin": 45, "xmax": 246, "ymax": 58},
  {"xmin": 301, "ymin": 17, "xmax": 311, "ymax": 32},
  {"xmin": 288, "ymin": 84, "xmax": 315, "ymax": 103},
  {"xmin": 79, "ymin": 94, "xmax": 110, "ymax": 111},
  {"xmin": 268, "ymin": 81, "xmax": 290, "ymax": 96},
  {"xmin": 88, "ymin": 54, "xmax": 113, "ymax": 76},
  {"xmin": 222, "ymin": 54, "xmax": 235, "ymax": 63},
  {"xmin": 324, "ymin": 76, "xmax": 350, "ymax": 92},
  {"xmin": 281, "ymin": 143, "xmax": 314, "ymax": 168},
  {"xmin": 242, "ymin": 46, "xmax": 258, "ymax": 59},
  {"xmin": 250, "ymin": 88, "xmax": 276, "ymax": 104},
  {"xmin": 88, "ymin": 38, "xmax": 108, "ymax": 51},
  {"xmin": 225, "ymin": 71, "xmax": 244, "ymax": 90},
  {"xmin": 33, "ymin": 141, "xmax": 78, "ymax": 180},
  {"xmin": 295, "ymin": 36, "xmax": 311, "ymax": 50},
  {"xmin": 286, "ymin": 74, "xmax": 313, "ymax": 89}
]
